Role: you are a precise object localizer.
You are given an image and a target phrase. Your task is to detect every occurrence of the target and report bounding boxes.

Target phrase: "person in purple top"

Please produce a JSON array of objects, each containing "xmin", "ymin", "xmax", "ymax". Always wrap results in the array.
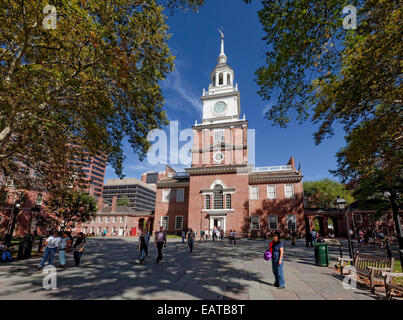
[{"xmin": 155, "ymin": 226, "xmax": 167, "ymax": 263}]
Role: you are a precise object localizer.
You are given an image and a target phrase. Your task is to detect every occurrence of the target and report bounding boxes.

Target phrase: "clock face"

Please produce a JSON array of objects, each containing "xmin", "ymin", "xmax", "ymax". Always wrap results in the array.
[
  {"xmin": 213, "ymin": 152, "xmax": 224, "ymax": 163},
  {"xmin": 213, "ymin": 101, "xmax": 227, "ymax": 115}
]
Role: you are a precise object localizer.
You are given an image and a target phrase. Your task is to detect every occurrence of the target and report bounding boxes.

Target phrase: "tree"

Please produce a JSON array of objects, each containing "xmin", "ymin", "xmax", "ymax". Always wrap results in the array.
[
  {"xmin": 253, "ymin": 0, "xmax": 402, "ymax": 265},
  {"xmin": 303, "ymin": 179, "xmax": 354, "ymax": 208},
  {"xmin": 117, "ymin": 195, "xmax": 131, "ymax": 207},
  {"xmin": 47, "ymin": 190, "xmax": 98, "ymax": 232},
  {"xmin": 254, "ymin": 0, "xmax": 400, "ymax": 143},
  {"xmin": 0, "ymin": 0, "xmax": 205, "ymax": 189}
]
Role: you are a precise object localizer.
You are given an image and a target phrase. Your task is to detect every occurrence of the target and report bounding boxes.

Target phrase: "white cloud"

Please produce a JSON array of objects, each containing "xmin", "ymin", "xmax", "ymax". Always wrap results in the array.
[{"xmin": 163, "ymin": 65, "xmax": 202, "ymax": 116}]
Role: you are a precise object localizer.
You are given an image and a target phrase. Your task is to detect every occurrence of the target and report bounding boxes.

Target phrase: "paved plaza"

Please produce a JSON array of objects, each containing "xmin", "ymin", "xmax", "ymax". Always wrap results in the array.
[{"xmin": 0, "ymin": 237, "xmax": 395, "ymax": 300}]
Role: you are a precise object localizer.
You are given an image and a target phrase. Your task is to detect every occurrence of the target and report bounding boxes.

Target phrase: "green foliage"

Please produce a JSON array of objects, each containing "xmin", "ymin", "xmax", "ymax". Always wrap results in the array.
[
  {"xmin": 303, "ymin": 178, "xmax": 354, "ymax": 208},
  {"xmin": 116, "ymin": 195, "xmax": 131, "ymax": 207},
  {"xmin": 0, "ymin": 0, "xmax": 204, "ymax": 191},
  {"xmin": 48, "ymin": 190, "xmax": 98, "ymax": 231},
  {"xmin": 254, "ymin": 0, "xmax": 401, "ymax": 144}
]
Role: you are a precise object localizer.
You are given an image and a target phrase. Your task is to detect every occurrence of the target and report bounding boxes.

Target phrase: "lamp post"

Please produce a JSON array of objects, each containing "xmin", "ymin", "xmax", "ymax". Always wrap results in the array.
[
  {"xmin": 334, "ymin": 196, "xmax": 354, "ymax": 259},
  {"xmin": 4, "ymin": 201, "xmax": 21, "ymax": 248},
  {"xmin": 383, "ymin": 191, "xmax": 403, "ymax": 269}
]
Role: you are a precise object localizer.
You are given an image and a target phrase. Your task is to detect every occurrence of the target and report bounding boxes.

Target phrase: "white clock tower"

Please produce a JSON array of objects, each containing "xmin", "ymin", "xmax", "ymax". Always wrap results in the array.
[
  {"xmin": 201, "ymin": 30, "xmax": 241, "ymax": 124},
  {"xmin": 191, "ymin": 30, "xmax": 248, "ymax": 168}
]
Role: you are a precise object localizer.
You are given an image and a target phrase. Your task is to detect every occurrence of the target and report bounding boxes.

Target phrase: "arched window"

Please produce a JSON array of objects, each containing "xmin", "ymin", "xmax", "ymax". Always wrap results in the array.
[
  {"xmin": 213, "ymin": 185, "xmax": 223, "ymax": 209},
  {"xmin": 219, "ymin": 73, "xmax": 223, "ymax": 85},
  {"xmin": 205, "ymin": 195, "xmax": 211, "ymax": 210},
  {"xmin": 227, "ymin": 74, "xmax": 231, "ymax": 85},
  {"xmin": 226, "ymin": 194, "xmax": 231, "ymax": 209},
  {"xmin": 212, "ymin": 75, "xmax": 216, "ymax": 87}
]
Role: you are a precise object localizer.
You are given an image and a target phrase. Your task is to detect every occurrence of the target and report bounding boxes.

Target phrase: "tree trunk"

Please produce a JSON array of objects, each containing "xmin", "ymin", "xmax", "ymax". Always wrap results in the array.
[{"xmin": 390, "ymin": 191, "xmax": 403, "ymax": 268}]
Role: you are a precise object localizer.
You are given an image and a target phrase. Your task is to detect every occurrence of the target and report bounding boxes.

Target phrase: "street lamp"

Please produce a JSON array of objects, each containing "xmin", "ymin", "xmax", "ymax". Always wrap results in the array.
[
  {"xmin": 334, "ymin": 196, "xmax": 354, "ymax": 259},
  {"xmin": 4, "ymin": 201, "xmax": 21, "ymax": 248}
]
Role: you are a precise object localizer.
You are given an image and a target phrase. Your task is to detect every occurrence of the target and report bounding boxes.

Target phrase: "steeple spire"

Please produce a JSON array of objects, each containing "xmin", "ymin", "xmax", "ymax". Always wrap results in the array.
[{"xmin": 217, "ymin": 28, "xmax": 227, "ymax": 64}]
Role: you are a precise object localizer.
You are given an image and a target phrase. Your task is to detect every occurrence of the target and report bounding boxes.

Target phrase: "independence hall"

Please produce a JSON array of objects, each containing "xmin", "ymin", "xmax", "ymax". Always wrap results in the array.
[{"xmin": 154, "ymin": 36, "xmax": 304, "ymax": 237}]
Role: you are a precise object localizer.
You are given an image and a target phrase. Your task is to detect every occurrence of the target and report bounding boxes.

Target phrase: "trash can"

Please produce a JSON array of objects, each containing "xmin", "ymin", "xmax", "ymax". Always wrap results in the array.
[{"xmin": 314, "ymin": 242, "xmax": 329, "ymax": 267}]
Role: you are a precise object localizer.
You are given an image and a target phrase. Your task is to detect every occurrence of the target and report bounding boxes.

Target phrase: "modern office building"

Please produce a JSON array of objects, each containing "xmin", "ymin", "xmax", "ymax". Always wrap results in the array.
[{"xmin": 102, "ymin": 177, "xmax": 156, "ymax": 212}]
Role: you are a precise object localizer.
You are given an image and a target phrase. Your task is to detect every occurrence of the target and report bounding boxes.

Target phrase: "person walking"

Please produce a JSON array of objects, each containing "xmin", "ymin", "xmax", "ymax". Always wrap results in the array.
[
  {"xmin": 220, "ymin": 229, "xmax": 224, "ymax": 241},
  {"xmin": 232, "ymin": 230, "xmax": 237, "ymax": 244},
  {"xmin": 73, "ymin": 232, "xmax": 86, "ymax": 267},
  {"xmin": 58, "ymin": 232, "xmax": 71, "ymax": 269},
  {"xmin": 200, "ymin": 229, "xmax": 205, "ymax": 241},
  {"xmin": 212, "ymin": 227, "xmax": 217, "ymax": 241},
  {"xmin": 138, "ymin": 229, "xmax": 148, "ymax": 263},
  {"xmin": 188, "ymin": 229, "xmax": 195, "ymax": 253},
  {"xmin": 181, "ymin": 230, "xmax": 186, "ymax": 244},
  {"xmin": 38, "ymin": 231, "xmax": 61, "ymax": 270},
  {"xmin": 270, "ymin": 232, "xmax": 285, "ymax": 289},
  {"xmin": 145, "ymin": 231, "xmax": 150, "ymax": 257},
  {"xmin": 291, "ymin": 229, "xmax": 297, "ymax": 246},
  {"xmin": 310, "ymin": 229, "xmax": 317, "ymax": 244},
  {"xmin": 155, "ymin": 226, "xmax": 167, "ymax": 263}
]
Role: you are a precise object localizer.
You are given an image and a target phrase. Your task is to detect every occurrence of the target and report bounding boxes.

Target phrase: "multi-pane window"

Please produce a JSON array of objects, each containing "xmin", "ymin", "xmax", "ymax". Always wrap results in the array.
[
  {"xmin": 286, "ymin": 215, "xmax": 297, "ymax": 230},
  {"xmin": 251, "ymin": 215, "xmax": 260, "ymax": 230},
  {"xmin": 120, "ymin": 217, "xmax": 124, "ymax": 223},
  {"xmin": 205, "ymin": 195, "xmax": 211, "ymax": 209},
  {"xmin": 175, "ymin": 216, "xmax": 183, "ymax": 230},
  {"xmin": 36, "ymin": 193, "xmax": 43, "ymax": 206},
  {"xmin": 162, "ymin": 189, "xmax": 171, "ymax": 203},
  {"xmin": 213, "ymin": 185, "xmax": 224, "ymax": 209},
  {"xmin": 267, "ymin": 185, "xmax": 276, "ymax": 199},
  {"xmin": 368, "ymin": 214, "xmax": 375, "ymax": 222},
  {"xmin": 380, "ymin": 215, "xmax": 387, "ymax": 222},
  {"xmin": 226, "ymin": 194, "xmax": 232, "ymax": 209},
  {"xmin": 214, "ymin": 129, "xmax": 224, "ymax": 143},
  {"xmin": 176, "ymin": 188, "xmax": 184, "ymax": 202},
  {"xmin": 98, "ymin": 217, "xmax": 102, "ymax": 223},
  {"xmin": 112, "ymin": 227, "xmax": 116, "ymax": 234},
  {"xmin": 97, "ymin": 227, "xmax": 101, "ymax": 234},
  {"xmin": 355, "ymin": 214, "xmax": 362, "ymax": 222},
  {"xmin": 285, "ymin": 184, "xmax": 294, "ymax": 198},
  {"xmin": 90, "ymin": 227, "xmax": 94, "ymax": 234},
  {"xmin": 250, "ymin": 186, "xmax": 259, "ymax": 199},
  {"xmin": 161, "ymin": 216, "xmax": 169, "ymax": 229},
  {"xmin": 105, "ymin": 217, "xmax": 110, "ymax": 223},
  {"xmin": 113, "ymin": 217, "xmax": 117, "ymax": 223},
  {"xmin": 269, "ymin": 215, "xmax": 278, "ymax": 230},
  {"xmin": 91, "ymin": 218, "xmax": 95, "ymax": 224}
]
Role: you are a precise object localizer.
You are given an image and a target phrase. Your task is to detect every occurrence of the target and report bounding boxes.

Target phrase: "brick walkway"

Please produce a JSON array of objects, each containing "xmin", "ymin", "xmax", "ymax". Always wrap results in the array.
[{"xmin": 0, "ymin": 237, "xmax": 391, "ymax": 300}]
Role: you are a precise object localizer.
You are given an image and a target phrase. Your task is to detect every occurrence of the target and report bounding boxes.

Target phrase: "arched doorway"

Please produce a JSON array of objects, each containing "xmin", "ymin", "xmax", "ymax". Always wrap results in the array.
[{"xmin": 313, "ymin": 216, "xmax": 324, "ymax": 237}]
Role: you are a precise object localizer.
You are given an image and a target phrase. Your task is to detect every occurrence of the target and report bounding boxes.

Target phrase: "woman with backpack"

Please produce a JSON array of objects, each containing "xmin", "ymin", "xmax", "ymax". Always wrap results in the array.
[
  {"xmin": 73, "ymin": 232, "xmax": 86, "ymax": 267},
  {"xmin": 138, "ymin": 229, "xmax": 148, "ymax": 263},
  {"xmin": 269, "ymin": 232, "xmax": 285, "ymax": 289}
]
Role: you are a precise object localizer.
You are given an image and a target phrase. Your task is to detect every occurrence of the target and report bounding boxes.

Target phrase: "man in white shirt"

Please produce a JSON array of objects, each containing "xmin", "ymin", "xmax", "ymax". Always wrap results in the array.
[{"xmin": 38, "ymin": 231, "xmax": 61, "ymax": 270}]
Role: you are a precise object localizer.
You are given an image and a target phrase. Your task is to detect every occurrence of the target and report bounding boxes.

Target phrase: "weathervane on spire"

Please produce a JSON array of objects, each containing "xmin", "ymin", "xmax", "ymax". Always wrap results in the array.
[{"xmin": 218, "ymin": 27, "xmax": 225, "ymax": 57}]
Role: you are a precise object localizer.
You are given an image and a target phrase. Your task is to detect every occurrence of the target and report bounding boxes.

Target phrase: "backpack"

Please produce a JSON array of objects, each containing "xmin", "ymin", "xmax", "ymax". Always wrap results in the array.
[{"xmin": 263, "ymin": 249, "xmax": 272, "ymax": 261}]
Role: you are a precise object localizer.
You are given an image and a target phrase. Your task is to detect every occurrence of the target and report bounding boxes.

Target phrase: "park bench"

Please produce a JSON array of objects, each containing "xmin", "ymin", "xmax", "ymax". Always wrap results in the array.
[
  {"xmin": 382, "ymin": 271, "xmax": 403, "ymax": 300},
  {"xmin": 338, "ymin": 250, "xmax": 394, "ymax": 293}
]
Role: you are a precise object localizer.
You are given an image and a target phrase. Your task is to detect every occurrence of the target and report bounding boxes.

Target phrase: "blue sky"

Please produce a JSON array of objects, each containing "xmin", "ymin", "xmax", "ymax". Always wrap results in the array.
[{"xmin": 104, "ymin": 0, "xmax": 347, "ymax": 182}]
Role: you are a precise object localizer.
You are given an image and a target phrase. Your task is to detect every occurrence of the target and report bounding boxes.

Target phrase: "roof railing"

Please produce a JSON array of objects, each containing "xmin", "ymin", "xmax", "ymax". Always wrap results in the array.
[{"xmin": 253, "ymin": 165, "xmax": 292, "ymax": 172}]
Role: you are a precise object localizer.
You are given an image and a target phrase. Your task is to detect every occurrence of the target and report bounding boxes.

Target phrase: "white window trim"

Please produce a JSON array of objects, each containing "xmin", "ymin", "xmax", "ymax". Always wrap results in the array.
[
  {"xmin": 214, "ymin": 129, "xmax": 224, "ymax": 143},
  {"xmin": 284, "ymin": 184, "xmax": 294, "ymax": 199},
  {"xmin": 113, "ymin": 217, "xmax": 117, "ymax": 223},
  {"xmin": 250, "ymin": 186, "xmax": 259, "ymax": 200},
  {"xmin": 268, "ymin": 215, "xmax": 278, "ymax": 230},
  {"xmin": 176, "ymin": 188, "xmax": 184, "ymax": 202},
  {"xmin": 267, "ymin": 185, "xmax": 276, "ymax": 199},
  {"xmin": 355, "ymin": 214, "xmax": 362, "ymax": 222},
  {"xmin": 286, "ymin": 214, "xmax": 297, "ymax": 230},
  {"xmin": 161, "ymin": 216, "xmax": 169, "ymax": 230},
  {"xmin": 175, "ymin": 216, "xmax": 184, "ymax": 230},
  {"xmin": 250, "ymin": 215, "xmax": 260, "ymax": 230}
]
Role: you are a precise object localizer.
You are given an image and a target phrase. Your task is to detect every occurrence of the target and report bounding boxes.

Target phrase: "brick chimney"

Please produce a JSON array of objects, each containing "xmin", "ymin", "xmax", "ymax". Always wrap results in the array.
[
  {"xmin": 97, "ymin": 197, "xmax": 103, "ymax": 213},
  {"xmin": 111, "ymin": 196, "xmax": 117, "ymax": 213},
  {"xmin": 287, "ymin": 157, "xmax": 296, "ymax": 170}
]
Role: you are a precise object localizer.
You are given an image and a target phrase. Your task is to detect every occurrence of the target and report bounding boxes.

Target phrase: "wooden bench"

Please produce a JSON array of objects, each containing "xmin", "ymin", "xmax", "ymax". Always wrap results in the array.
[
  {"xmin": 338, "ymin": 251, "xmax": 394, "ymax": 293},
  {"xmin": 382, "ymin": 272, "xmax": 403, "ymax": 300}
]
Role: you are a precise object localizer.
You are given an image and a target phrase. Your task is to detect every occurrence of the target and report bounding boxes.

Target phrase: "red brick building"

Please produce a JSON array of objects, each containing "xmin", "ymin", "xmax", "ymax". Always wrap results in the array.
[{"xmin": 154, "ymin": 36, "xmax": 304, "ymax": 237}]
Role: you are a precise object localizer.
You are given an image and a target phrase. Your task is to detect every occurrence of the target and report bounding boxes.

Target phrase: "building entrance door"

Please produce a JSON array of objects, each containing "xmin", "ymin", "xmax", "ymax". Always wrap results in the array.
[{"xmin": 210, "ymin": 217, "xmax": 225, "ymax": 234}]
